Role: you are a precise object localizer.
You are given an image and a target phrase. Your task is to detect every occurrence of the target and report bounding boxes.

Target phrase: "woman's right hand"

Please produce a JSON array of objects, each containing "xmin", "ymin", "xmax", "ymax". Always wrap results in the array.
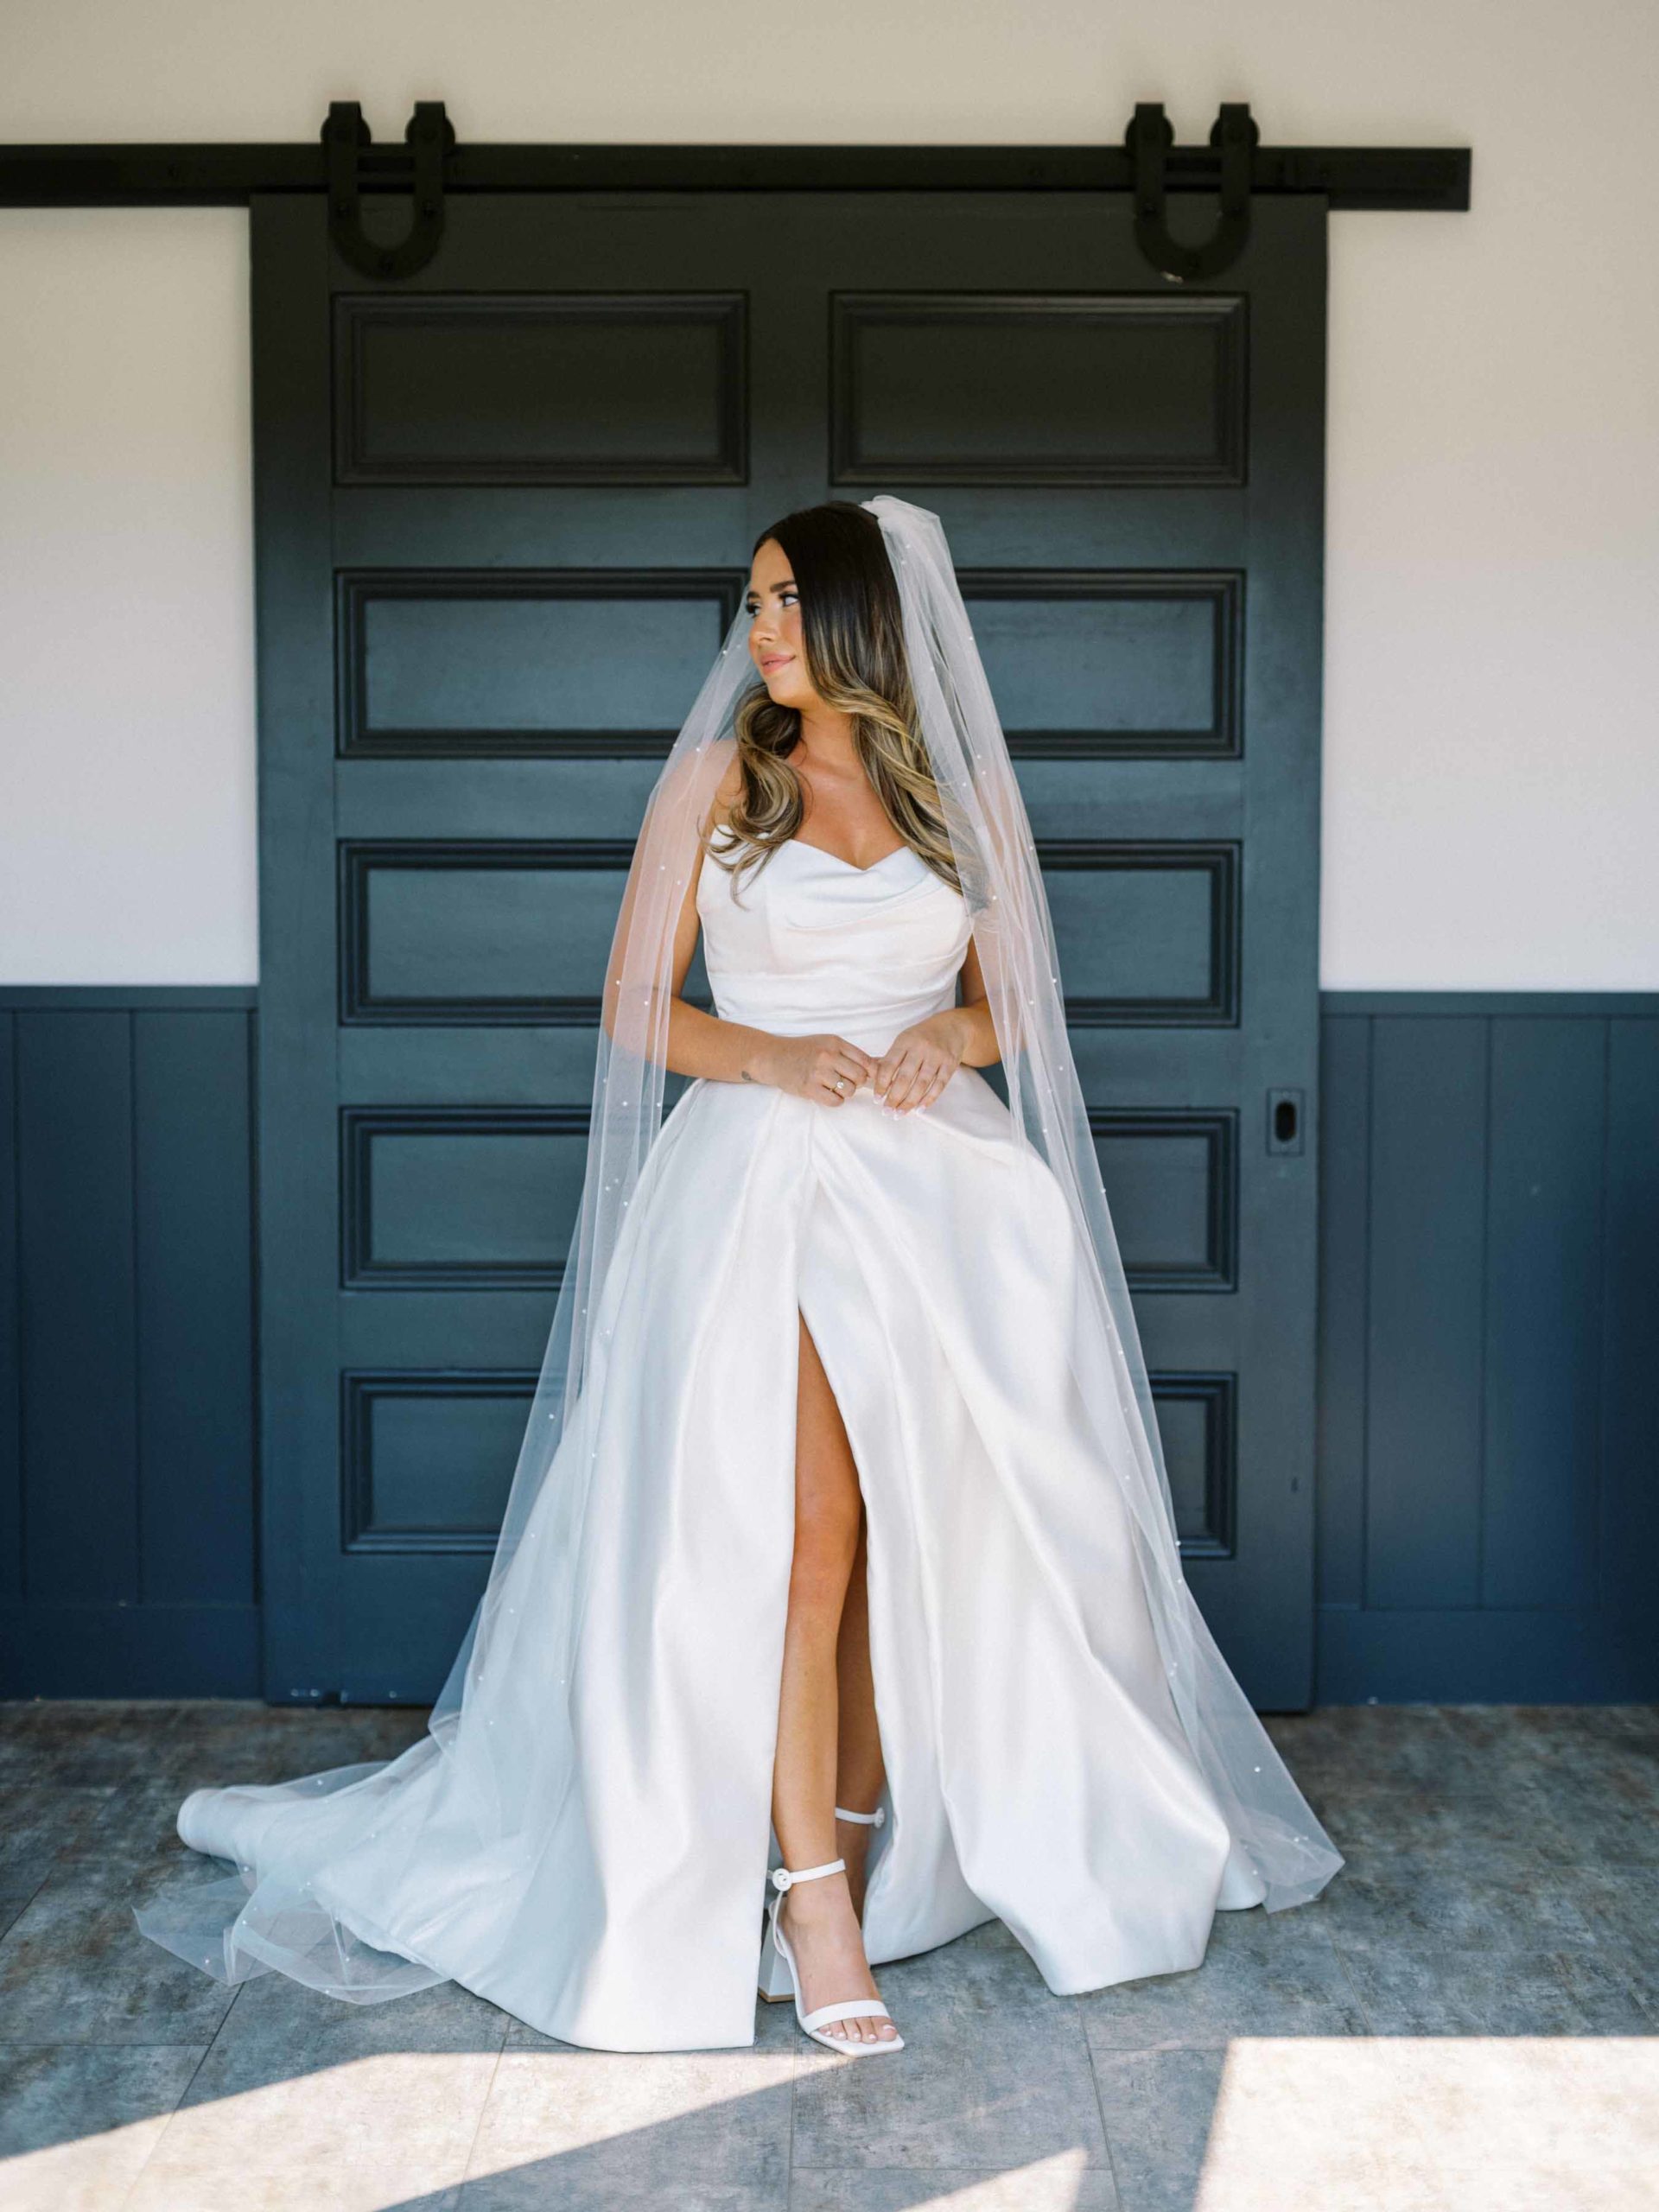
[{"xmin": 747, "ymin": 1033, "xmax": 875, "ymax": 1108}]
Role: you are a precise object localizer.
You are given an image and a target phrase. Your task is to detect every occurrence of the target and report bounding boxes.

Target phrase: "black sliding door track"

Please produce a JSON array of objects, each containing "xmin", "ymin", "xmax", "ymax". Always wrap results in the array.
[{"xmin": 0, "ymin": 138, "xmax": 1466, "ymax": 210}]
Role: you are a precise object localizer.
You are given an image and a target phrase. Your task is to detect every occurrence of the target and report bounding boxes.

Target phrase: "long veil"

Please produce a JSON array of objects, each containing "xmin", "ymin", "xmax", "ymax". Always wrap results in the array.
[{"xmin": 137, "ymin": 494, "xmax": 1339, "ymax": 2006}]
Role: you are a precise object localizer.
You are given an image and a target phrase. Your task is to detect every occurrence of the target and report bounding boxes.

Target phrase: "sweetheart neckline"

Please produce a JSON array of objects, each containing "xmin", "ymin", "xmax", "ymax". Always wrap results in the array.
[{"xmin": 780, "ymin": 836, "xmax": 915, "ymax": 876}]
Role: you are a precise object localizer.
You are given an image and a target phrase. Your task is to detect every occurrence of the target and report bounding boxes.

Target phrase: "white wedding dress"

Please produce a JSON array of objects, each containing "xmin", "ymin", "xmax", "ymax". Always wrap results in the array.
[{"xmin": 143, "ymin": 829, "xmax": 1283, "ymax": 2052}]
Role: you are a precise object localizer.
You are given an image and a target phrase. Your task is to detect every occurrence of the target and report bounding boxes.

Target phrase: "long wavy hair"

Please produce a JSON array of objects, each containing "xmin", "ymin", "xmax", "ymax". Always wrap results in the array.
[{"xmin": 704, "ymin": 501, "xmax": 961, "ymax": 897}]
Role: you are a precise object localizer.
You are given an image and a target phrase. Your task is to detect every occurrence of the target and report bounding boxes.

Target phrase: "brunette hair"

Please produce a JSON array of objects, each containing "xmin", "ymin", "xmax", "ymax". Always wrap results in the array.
[{"xmin": 704, "ymin": 501, "xmax": 959, "ymax": 894}]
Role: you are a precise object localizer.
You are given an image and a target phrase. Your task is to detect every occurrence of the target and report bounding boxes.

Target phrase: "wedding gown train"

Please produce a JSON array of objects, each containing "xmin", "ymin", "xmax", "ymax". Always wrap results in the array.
[{"xmin": 139, "ymin": 830, "xmax": 1300, "ymax": 2052}]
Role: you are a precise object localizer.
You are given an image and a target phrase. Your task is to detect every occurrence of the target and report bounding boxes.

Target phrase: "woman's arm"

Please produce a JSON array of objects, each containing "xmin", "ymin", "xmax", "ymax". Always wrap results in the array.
[
  {"xmin": 658, "ymin": 847, "xmax": 773, "ymax": 1083},
  {"xmin": 940, "ymin": 933, "xmax": 1001, "ymax": 1067}
]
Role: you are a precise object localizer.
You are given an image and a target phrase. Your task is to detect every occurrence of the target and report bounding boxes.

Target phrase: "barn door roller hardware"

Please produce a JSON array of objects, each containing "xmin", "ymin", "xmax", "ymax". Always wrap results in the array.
[
  {"xmin": 322, "ymin": 100, "xmax": 454, "ymax": 279},
  {"xmin": 1126, "ymin": 101, "xmax": 1259, "ymax": 283}
]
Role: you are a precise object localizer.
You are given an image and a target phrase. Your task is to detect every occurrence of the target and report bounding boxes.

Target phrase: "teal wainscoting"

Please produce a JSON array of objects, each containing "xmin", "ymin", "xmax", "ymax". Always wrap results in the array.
[
  {"xmin": 0, "ymin": 988, "xmax": 260, "ymax": 1695},
  {"xmin": 3, "ymin": 988, "xmax": 1655, "ymax": 1701},
  {"xmin": 1317, "ymin": 993, "xmax": 1659, "ymax": 1701}
]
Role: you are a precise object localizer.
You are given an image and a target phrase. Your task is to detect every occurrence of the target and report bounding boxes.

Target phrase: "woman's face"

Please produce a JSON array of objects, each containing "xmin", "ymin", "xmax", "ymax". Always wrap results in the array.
[{"xmin": 746, "ymin": 538, "xmax": 819, "ymax": 711}]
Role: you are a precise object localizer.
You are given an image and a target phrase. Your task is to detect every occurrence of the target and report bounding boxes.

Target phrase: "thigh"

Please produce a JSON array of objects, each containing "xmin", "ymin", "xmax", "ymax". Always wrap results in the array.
[{"xmin": 793, "ymin": 1307, "xmax": 863, "ymax": 1547}]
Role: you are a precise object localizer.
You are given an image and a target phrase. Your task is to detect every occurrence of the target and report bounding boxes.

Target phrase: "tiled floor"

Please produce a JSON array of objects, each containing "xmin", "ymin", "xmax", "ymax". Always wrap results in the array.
[{"xmin": 1, "ymin": 1700, "xmax": 1655, "ymax": 2210}]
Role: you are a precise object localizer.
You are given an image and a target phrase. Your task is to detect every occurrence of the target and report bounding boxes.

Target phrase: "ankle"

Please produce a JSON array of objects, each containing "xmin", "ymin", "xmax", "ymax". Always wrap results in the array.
[{"xmin": 779, "ymin": 1872, "xmax": 852, "ymax": 1929}]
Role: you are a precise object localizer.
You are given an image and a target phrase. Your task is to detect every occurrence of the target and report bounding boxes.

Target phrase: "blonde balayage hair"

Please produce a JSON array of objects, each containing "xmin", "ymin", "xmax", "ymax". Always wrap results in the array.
[{"xmin": 703, "ymin": 502, "xmax": 961, "ymax": 897}]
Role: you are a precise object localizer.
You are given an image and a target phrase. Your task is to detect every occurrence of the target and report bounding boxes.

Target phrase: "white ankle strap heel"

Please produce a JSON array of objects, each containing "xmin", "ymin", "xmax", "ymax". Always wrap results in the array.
[{"xmin": 759, "ymin": 1853, "xmax": 903, "ymax": 2055}]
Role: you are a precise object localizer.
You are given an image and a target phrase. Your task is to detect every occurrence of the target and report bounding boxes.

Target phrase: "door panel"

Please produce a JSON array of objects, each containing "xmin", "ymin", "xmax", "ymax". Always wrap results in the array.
[{"xmin": 251, "ymin": 186, "xmax": 1326, "ymax": 1707}]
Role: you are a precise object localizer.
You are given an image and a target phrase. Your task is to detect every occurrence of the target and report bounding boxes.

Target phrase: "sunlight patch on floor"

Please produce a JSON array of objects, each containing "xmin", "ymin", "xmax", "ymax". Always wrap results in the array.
[
  {"xmin": 8, "ymin": 2036, "xmax": 1658, "ymax": 2210},
  {"xmin": 5, "ymin": 2052, "xmax": 499, "ymax": 2212},
  {"xmin": 1196, "ymin": 2037, "xmax": 1659, "ymax": 2212}
]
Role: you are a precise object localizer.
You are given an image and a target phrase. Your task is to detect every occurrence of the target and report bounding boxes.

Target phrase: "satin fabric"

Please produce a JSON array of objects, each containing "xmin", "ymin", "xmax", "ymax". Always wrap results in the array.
[{"xmin": 160, "ymin": 833, "xmax": 1265, "ymax": 2052}]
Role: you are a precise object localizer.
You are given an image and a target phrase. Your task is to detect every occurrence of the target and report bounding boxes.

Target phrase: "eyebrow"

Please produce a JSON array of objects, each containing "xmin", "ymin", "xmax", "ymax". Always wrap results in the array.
[{"xmin": 745, "ymin": 578, "xmax": 797, "ymax": 599}]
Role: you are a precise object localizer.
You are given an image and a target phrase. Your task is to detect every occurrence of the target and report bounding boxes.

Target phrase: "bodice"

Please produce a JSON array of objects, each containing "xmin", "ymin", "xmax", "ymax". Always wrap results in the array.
[{"xmin": 696, "ymin": 836, "xmax": 973, "ymax": 1055}]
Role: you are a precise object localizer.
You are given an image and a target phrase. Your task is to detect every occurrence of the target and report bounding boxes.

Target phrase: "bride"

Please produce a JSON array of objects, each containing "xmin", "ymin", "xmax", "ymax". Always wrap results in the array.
[{"xmin": 136, "ymin": 494, "xmax": 1343, "ymax": 2056}]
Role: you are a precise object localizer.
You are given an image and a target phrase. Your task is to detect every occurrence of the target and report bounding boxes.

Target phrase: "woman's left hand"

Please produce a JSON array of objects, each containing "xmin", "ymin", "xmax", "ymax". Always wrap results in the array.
[{"xmin": 873, "ymin": 1012, "xmax": 966, "ymax": 1114}]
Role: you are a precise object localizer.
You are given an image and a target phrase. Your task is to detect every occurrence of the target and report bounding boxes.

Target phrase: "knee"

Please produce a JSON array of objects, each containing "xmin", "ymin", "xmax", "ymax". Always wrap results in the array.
[{"xmin": 788, "ymin": 1492, "xmax": 861, "ymax": 1614}]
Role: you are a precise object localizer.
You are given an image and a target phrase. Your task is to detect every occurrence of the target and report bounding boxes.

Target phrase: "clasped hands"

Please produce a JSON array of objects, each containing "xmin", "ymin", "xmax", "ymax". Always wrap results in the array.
[{"xmin": 758, "ymin": 1011, "xmax": 967, "ymax": 1113}]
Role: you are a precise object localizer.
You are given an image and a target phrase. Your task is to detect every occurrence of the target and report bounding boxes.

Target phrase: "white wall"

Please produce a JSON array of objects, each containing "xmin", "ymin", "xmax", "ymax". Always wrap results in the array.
[
  {"xmin": 0, "ymin": 209, "xmax": 256, "ymax": 982},
  {"xmin": 2, "ymin": 0, "xmax": 1655, "ymax": 988}
]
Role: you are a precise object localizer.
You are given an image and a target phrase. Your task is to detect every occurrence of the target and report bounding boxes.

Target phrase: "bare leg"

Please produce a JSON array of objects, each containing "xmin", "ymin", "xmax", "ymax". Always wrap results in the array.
[
  {"xmin": 769, "ymin": 1311, "xmax": 898, "ymax": 2044},
  {"xmin": 834, "ymin": 1505, "xmax": 887, "ymax": 1922}
]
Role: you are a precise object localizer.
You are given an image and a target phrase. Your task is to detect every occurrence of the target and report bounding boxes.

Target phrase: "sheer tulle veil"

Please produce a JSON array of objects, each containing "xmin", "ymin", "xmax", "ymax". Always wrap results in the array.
[{"xmin": 137, "ymin": 493, "xmax": 1340, "ymax": 2004}]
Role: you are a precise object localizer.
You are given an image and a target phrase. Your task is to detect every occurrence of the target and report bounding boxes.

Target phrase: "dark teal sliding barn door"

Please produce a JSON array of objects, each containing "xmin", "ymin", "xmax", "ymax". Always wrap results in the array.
[{"xmin": 251, "ymin": 186, "xmax": 1327, "ymax": 1707}]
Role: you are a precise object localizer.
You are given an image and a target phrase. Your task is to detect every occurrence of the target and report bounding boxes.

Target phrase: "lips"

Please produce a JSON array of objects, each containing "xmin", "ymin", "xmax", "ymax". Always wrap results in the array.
[{"xmin": 760, "ymin": 654, "xmax": 792, "ymax": 672}]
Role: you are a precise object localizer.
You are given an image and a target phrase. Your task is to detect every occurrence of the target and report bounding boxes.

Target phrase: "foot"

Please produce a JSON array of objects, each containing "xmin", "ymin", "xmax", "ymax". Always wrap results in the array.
[
  {"xmin": 779, "ymin": 1867, "xmax": 899, "ymax": 2045},
  {"xmin": 835, "ymin": 1813, "xmax": 877, "ymax": 1922}
]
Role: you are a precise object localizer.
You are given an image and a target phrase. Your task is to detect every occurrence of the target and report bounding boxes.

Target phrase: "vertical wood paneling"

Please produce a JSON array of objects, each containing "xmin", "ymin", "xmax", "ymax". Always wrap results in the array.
[
  {"xmin": 1315, "ymin": 1014, "xmax": 1370, "ymax": 1609},
  {"xmin": 16, "ymin": 1010, "xmax": 139, "ymax": 1601},
  {"xmin": 0, "ymin": 1013, "xmax": 18, "ymax": 1603},
  {"xmin": 1319, "ymin": 997, "xmax": 1659, "ymax": 1702},
  {"xmin": 1, "ymin": 990, "xmax": 1653, "ymax": 1700},
  {"xmin": 0, "ymin": 994, "xmax": 259, "ymax": 1694},
  {"xmin": 1364, "ymin": 1016, "xmax": 1489, "ymax": 1609},
  {"xmin": 1601, "ymin": 1020, "xmax": 1659, "ymax": 1647},
  {"xmin": 134, "ymin": 1011, "xmax": 257, "ymax": 1605},
  {"xmin": 1482, "ymin": 1020, "xmax": 1605, "ymax": 1610}
]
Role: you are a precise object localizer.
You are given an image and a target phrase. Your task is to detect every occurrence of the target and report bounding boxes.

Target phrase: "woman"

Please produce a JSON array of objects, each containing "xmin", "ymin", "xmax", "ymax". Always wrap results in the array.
[{"xmin": 137, "ymin": 496, "xmax": 1343, "ymax": 2056}]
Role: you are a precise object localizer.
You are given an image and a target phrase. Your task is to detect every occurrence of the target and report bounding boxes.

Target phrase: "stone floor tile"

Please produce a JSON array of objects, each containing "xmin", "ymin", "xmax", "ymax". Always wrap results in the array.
[
  {"xmin": 122, "ymin": 2041, "xmax": 501, "ymax": 2212},
  {"xmin": 1395, "ymin": 2034, "xmax": 1659, "ymax": 2212},
  {"xmin": 3, "ymin": 1699, "xmax": 1656, "ymax": 2209},
  {"xmin": 1561, "ymin": 1860, "xmax": 1659, "ymax": 1946},
  {"xmin": 0, "ymin": 2040, "xmax": 207, "ymax": 2212},
  {"xmin": 0, "ymin": 1700, "xmax": 176, "ymax": 1787},
  {"xmin": 1258, "ymin": 1703, "xmax": 1469, "ymax": 1791},
  {"xmin": 0, "ymin": 1889, "xmax": 41, "ymax": 1942},
  {"xmin": 1313, "ymin": 1836, "xmax": 1608, "ymax": 1952},
  {"xmin": 42, "ymin": 1778, "xmax": 219, "ymax": 1900},
  {"xmin": 1099, "ymin": 2037, "xmax": 1446, "ymax": 2212},
  {"xmin": 1078, "ymin": 1909, "xmax": 1364, "ymax": 2053},
  {"xmin": 1529, "ymin": 1785, "xmax": 1659, "ymax": 1870},
  {"xmin": 0, "ymin": 1783, "xmax": 123, "ymax": 1889},
  {"xmin": 455, "ymin": 2044, "xmax": 793, "ymax": 2210},
  {"xmin": 790, "ymin": 2154, "xmax": 1117, "ymax": 2209},
  {"xmin": 793, "ymin": 2032, "xmax": 1659, "ymax": 2212},
  {"xmin": 0, "ymin": 1883, "xmax": 239, "ymax": 2046},
  {"xmin": 200, "ymin": 1954, "xmax": 511, "ymax": 2057},
  {"xmin": 1086, "ymin": 2047, "xmax": 1235, "ymax": 2212},
  {"xmin": 148, "ymin": 1701, "xmax": 428, "ymax": 1791},
  {"xmin": 790, "ymin": 1926, "xmax": 1108, "ymax": 2174},
  {"xmin": 1317, "ymin": 1775, "xmax": 1576, "ymax": 1856},
  {"xmin": 1332, "ymin": 1937, "xmax": 1656, "ymax": 2036}
]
